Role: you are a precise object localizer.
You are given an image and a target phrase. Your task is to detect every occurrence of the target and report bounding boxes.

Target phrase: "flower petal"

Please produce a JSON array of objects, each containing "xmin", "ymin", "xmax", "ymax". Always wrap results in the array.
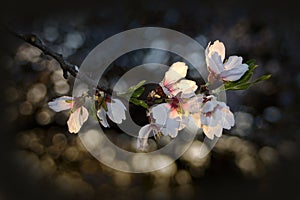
[
  {"xmin": 164, "ymin": 117, "xmax": 181, "ymax": 138},
  {"xmin": 201, "ymin": 96, "xmax": 218, "ymax": 113},
  {"xmin": 137, "ymin": 124, "xmax": 152, "ymax": 150},
  {"xmin": 151, "ymin": 103, "xmax": 169, "ymax": 126},
  {"xmin": 202, "ymin": 124, "xmax": 223, "ymax": 139},
  {"xmin": 67, "ymin": 106, "xmax": 89, "ymax": 133},
  {"xmin": 207, "ymin": 40, "xmax": 225, "ymax": 62},
  {"xmin": 175, "ymin": 79, "xmax": 198, "ymax": 98},
  {"xmin": 220, "ymin": 63, "xmax": 248, "ymax": 81},
  {"xmin": 217, "ymin": 102, "xmax": 235, "ymax": 129},
  {"xmin": 48, "ymin": 96, "xmax": 73, "ymax": 112},
  {"xmin": 164, "ymin": 62, "xmax": 188, "ymax": 84},
  {"xmin": 189, "ymin": 113, "xmax": 201, "ymax": 128},
  {"xmin": 97, "ymin": 108, "xmax": 109, "ymax": 128},
  {"xmin": 107, "ymin": 99, "xmax": 127, "ymax": 124},
  {"xmin": 223, "ymin": 56, "xmax": 243, "ymax": 70},
  {"xmin": 184, "ymin": 95, "xmax": 203, "ymax": 113},
  {"xmin": 207, "ymin": 52, "xmax": 224, "ymax": 74}
]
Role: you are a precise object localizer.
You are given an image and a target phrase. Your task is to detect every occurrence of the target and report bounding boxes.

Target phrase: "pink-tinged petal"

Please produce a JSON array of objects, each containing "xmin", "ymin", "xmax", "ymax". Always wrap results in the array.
[
  {"xmin": 159, "ymin": 82, "xmax": 172, "ymax": 97},
  {"xmin": 107, "ymin": 99, "xmax": 127, "ymax": 124},
  {"xmin": 223, "ymin": 56, "xmax": 243, "ymax": 70},
  {"xmin": 176, "ymin": 79, "xmax": 198, "ymax": 98},
  {"xmin": 97, "ymin": 108, "xmax": 109, "ymax": 128},
  {"xmin": 169, "ymin": 108, "xmax": 179, "ymax": 119},
  {"xmin": 151, "ymin": 103, "xmax": 169, "ymax": 126},
  {"xmin": 202, "ymin": 124, "xmax": 223, "ymax": 139},
  {"xmin": 137, "ymin": 124, "xmax": 152, "ymax": 150},
  {"xmin": 207, "ymin": 40, "xmax": 225, "ymax": 62},
  {"xmin": 67, "ymin": 106, "xmax": 89, "ymax": 133},
  {"xmin": 164, "ymin": 62, "xmax": 188, "ymax": 84},
  {"xmin": 207, "ymin": 52, "xmax": 224, "ymax": 74},
  {"xmin": 48, "ymin": 96, "xmax": 73, "ymax": 112},
  {"xmin": 220, "ymin": 63, "xmax": 248, "ymax": 81}
]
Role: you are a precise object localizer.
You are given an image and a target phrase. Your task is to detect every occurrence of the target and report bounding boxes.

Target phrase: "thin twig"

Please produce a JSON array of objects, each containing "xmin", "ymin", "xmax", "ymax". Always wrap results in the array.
[{"xmin": 9, "ymin": 29, "xmax": 111, "ymax": 94}]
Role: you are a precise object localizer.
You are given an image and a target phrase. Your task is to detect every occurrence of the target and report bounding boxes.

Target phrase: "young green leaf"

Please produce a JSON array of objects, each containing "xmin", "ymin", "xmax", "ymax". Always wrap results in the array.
[
  {"xmin": 131, "ymin": 86, "xmax": 145, "ymax": 98},
  {"xmin": 118, "ymin": 80, "xmax": 146, "ymax": 99},
  {"xmin": 127, "ymin": 80, "xmax": 146, "ymax": 93},
  {"xmin": 130, "ymin": 98, "xmax": 149, "ymax": 109},
  {"xmin": 224, "ymin": 60, "xmax": 271, "ymax": 91}
]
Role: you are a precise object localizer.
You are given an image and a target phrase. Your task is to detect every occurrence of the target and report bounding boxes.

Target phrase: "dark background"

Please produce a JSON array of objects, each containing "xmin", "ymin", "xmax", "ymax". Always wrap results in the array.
[{"xmin": 0, "ymin": 0, "xmax": 300, "ymax": 200}]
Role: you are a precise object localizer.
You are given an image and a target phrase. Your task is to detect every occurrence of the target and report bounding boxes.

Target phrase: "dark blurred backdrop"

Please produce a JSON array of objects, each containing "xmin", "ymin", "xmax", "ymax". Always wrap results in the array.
[{"xmin": 0, "ymin": 0, "xmax": 300, "ymax": 200}]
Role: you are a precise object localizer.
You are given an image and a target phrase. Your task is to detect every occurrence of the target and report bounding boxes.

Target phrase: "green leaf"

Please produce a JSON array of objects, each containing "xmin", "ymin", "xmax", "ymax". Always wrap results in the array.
[
  {"xmin": 118, "ymin": 80, "xmax": 146, "ymax": 99},
  {"xmin": 127, "ymin": 80, "xmax": 146, "ymax": 93},
  {"xmin": 131, "ymin": 86, "xmax": 145, "ymax": 98},
  {"xmin": 130, "ymin": 98, "xmax": 149, "ymax": 109},
  {"xmin": 253, "ymin": 74, "xmax": 272, "ymax": 83},
  {"xmin": 223, "ymin": 59, "xmax": 271, "ymax": 91},
  {"xmin": 224, "ymin": 74, "xmax": 272, "ymax": 91}
]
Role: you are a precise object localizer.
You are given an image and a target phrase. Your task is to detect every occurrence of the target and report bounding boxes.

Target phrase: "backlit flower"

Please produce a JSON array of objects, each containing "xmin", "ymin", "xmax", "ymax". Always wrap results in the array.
[
  {"xmin": 188, "ymin": 94, "xmax": 235, "ymax": 139},
  {"xmin": 48, "ymin": 96, "xmax": 88, "ymax": 133},
  {"xmin": 205, "ymin": 40, "xmax": 248, "ymax": 82},
  {"xmin": 97, "ymin": 98, "xmax": 126, "ymax": 128},
  {"xmin": 159, "ymin": 62, "xmax": 197, "ymax": 98},
  {"xmin": 137, "ymin": 103, "xmax": 182, "ymax": 150}
]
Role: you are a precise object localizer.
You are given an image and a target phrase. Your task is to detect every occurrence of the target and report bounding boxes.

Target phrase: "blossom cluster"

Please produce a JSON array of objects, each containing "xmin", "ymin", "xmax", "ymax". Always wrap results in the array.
[{"xmin": 48, "ymin": 40, "xmax": 260, "ymax": 151}]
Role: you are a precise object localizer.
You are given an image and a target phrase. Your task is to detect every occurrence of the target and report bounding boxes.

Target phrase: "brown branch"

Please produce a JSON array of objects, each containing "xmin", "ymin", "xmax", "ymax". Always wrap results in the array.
[{"xmin": 9, "ymin": 29, "xmax": 112, "ymax": 94}]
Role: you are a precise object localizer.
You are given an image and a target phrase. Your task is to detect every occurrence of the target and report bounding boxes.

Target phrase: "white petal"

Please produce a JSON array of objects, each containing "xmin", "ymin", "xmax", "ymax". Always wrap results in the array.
[
  {"xmin": 208, "ymin": 40, "xmax": 225, "ymax": 62},
  {"xmin": 202, "ymin": 124, "xmax": 223, "ymax": 139},
  {"xmin": 201, "ymin": 96, "xmax": 218, "ymax": 113},
  {"xmin": 223, "ymin": 56, "xmax": 243, "ymax": 70},
  {"xmin": 179, "ymin": 114, "xmax": 189, "ymax": 130},
  {"xmin": 207, "ymin": 52, "xmax": 224, "ymax": 74},
  {"xmin": 184, "ymin": 97, "xmax": 199, "ymax": 113},
  {"xmin": 220, "ymin": 106, "xmax": 235, "ymax": 129},
  {"xmin": 48, "ymin": 96, "xmax": 73, "ymax": 112},
  {"xmin": 151, "ymin": 103, "xmax": 169, "ymax": 126},
  {"xmin": 205, "ymin": 41, "xmax": 211, "ymax": 58},
  {"xmin": 201, "ymin": 107, "xmax": 221, "ymax": 127},
  {"xmin": 220, "ymin": 63, "xmax": 248, "ymax": 81},
  {"xmin": 159, "ymin": 82, "xmax": 172, "ymax": 97},
  {"xmin": 137, "ymin": 124, "xmax": 152, "ymax": 150},
  {"xmin": 164, "ymin": 117, "xmax": 181, "ymax": 138},
  {"xmin": 189, "ymin": 113, "xmax": 201, "ymax": 128},
  {"xmin": 107, "ymin": 99, "xmax": 127, "ymax": 124},
  {"xmin": 67, "ymin": 106, "xmax": 89, "ymax": 133},
  {"xmin": 97, "ymin": 108, "xmax": 109, "ymax": 128},
  {"xmin": 176, "ymin": 79, "xmax": 198, "ymax": 98},
  {"xmin": 164, "ymin": 62, "xmax": 188, "ymax": 84}
]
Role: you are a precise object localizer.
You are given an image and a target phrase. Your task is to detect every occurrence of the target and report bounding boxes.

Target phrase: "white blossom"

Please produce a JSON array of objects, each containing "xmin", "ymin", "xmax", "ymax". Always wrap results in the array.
[
  {"xmin": 48, "ymin": 96, "xmax": 88, "ymax": 133},
  {"xmin": 159, "ymin": 62, "xmax": 197, "ymax": 98},
  {"xmin": 137, "ymin": 103, "xmax": 182, "ymax": 150},
  {"xmin": 97, "ymin": 98, "xmax": 126, "ymax": 127},
  {"xmin": 188, "ymin": 94, "xmax": 235, "ymax": 139},
  {"xmin": 205, "ymin": 40, "xmax": 248, "ymax": 82}
]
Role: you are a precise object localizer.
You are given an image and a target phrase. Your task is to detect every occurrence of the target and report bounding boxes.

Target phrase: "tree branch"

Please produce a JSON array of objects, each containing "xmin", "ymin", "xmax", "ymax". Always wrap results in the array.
[{"xmin": 9, "ymin": 29, "xmax": 112, "ymax": 94}]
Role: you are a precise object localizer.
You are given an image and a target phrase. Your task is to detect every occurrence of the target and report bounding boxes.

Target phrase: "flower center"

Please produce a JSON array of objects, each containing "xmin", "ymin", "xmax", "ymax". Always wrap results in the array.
[{"xmin": 170, "ymin": 97, "xmax": 180, "ymax": 109}]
